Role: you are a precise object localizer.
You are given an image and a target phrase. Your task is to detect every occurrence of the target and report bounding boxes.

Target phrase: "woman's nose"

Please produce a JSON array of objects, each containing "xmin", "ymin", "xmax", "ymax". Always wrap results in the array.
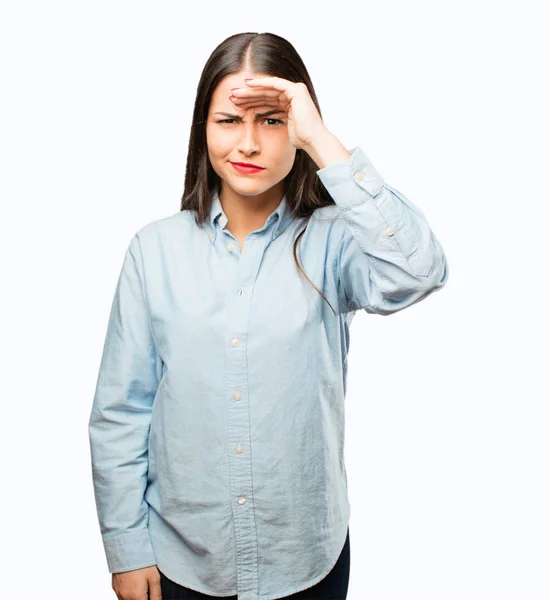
[{"xmin": 237, "ymin": 123, "xmax": 260, "ymax": 153}]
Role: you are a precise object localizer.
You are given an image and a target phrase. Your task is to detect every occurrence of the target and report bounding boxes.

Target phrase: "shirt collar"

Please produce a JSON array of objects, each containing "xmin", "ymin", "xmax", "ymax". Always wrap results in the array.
[{"xmin": 208, "ymin": 188, "xmax": 294, "ymax": 244}]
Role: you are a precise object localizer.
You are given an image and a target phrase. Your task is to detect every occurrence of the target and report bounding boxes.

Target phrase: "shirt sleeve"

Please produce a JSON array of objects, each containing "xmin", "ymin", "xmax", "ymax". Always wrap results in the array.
[
  {"xmin": 316, "ymin": 146, "xmax": 449, "ymax": 315},
  {"xmin": 88, "ymin": 233, "xmax": 162, "ymax": 573}
]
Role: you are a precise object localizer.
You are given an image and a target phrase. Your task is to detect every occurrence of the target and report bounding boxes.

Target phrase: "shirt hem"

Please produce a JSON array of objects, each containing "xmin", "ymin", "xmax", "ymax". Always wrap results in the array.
[{"xmin": 155, "ymin": 513, "xmax": 350, "ymax": 600}]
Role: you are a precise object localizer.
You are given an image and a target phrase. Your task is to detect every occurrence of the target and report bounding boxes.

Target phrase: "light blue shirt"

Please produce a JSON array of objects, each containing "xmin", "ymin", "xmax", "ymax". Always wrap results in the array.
[{"xmin": 88, "ymin": 146, "xmax": 448, "ymax": 600}]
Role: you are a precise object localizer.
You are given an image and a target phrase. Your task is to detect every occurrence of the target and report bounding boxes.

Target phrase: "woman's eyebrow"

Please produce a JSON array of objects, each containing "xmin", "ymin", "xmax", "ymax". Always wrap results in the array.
[{"xmin": 214, "ymin": 110, "xmax": 286, "ymax": 119}]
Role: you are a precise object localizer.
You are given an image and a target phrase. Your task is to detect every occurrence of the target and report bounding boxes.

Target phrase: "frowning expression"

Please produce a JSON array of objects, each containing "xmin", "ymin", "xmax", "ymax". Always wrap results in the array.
[{"xmin": 206, "ymin": 73, "xmax": 296, "ymax": 196}]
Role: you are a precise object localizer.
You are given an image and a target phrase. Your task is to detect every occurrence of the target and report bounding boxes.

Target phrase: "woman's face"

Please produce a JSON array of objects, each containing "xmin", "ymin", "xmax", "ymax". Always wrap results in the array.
[{"xmin": 206, "ymin": 72, "xmax": 297, "ymax": 198}]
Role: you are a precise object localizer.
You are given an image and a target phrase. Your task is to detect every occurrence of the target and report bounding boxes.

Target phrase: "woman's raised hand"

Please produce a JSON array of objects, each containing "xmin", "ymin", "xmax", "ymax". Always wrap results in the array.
[{"xmin": 229, "ymin": 76, "xmax": 328, "ymax": 150}]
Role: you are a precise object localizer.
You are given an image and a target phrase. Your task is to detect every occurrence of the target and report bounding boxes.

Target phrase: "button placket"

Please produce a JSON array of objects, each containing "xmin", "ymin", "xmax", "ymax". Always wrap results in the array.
[{"xmin": 224, "ymin": 234, "xmax": 267, "ymax": 598}]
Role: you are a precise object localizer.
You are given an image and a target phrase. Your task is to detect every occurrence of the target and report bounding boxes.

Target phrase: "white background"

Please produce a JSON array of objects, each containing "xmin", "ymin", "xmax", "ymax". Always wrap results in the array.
[{"xmin": 2, "ymin": 1, "xmax": 548, "ymax": 599}]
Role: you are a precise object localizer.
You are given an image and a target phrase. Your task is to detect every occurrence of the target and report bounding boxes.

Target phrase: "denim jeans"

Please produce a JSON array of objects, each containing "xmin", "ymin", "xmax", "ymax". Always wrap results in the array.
[{"xmin": 158, "ymin": 527, "xmax": 350, "ymax": 599}]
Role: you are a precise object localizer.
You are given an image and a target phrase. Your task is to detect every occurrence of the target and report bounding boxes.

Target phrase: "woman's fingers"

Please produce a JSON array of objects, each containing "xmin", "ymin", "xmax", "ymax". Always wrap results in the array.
[
  {"xmin": 230, "ymin": 88, "xmax": 280, "ymax": 99},
  {"xmin": 148, "ymin": 575, "xmax": 162, "ymax": 600},
  {"xmin": 229, "ymin": 97, "xmax": 281, "ymax": 108}
]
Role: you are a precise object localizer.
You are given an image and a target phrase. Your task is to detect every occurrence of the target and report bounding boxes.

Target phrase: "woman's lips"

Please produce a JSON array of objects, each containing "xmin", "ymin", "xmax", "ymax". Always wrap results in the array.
[{"xmin": 230, "ymin": 162, "xmax": 265, "ymax": 174}]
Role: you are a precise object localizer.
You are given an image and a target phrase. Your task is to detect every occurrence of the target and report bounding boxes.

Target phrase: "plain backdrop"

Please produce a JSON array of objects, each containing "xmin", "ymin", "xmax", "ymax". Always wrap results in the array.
[{"xmin": 1, "ymin": 1, "xmax": 548, "ymax": 599}]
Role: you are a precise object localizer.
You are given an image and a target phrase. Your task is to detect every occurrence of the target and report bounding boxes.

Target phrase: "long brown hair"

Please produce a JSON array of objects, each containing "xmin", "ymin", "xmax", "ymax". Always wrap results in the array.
[{"xmin": 180, "ymin": 32, "xmax": 339, "ymax": 315}]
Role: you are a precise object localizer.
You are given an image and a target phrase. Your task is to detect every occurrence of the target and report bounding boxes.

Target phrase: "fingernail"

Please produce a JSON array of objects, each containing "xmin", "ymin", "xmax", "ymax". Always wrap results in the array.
[
  {"xmin": 244, "ymin": 78, "xmax": 253, "ymax": 81},
  {"xmin": 230, "ymin": 87, "xmax": 239, "ymax": 91},
  {"xmin": 229, "ymin": 95, "xmax": 235, "ymax": 100}
]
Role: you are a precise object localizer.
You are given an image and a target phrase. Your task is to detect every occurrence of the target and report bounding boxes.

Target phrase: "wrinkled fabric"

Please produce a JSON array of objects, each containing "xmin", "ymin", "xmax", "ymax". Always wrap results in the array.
[{"xmin": 88, "ymin": 146, "xmax": 449, "ymax": 600}]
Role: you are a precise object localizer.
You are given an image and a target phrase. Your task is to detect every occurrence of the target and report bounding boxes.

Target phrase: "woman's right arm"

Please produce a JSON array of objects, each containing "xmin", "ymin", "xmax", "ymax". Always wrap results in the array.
[{"xmin": 88, "ymin": 233, "xmax": 162, "ymax": 575}]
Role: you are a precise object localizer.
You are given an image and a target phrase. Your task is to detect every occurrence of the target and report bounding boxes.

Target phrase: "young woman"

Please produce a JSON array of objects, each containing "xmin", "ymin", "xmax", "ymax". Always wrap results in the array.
[{"xmin": 89, "ymin": 32, "xmax": 448, "ymax": 600}]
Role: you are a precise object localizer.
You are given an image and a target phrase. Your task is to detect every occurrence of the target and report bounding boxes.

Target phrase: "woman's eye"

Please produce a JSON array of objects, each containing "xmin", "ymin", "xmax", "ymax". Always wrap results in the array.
[{"xmin": 216, "ymin": 118, "xmax": 285, "ymax": 126}]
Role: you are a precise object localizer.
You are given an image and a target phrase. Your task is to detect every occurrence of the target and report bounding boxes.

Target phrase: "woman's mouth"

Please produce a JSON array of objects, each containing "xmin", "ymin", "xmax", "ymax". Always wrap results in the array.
[{"xmin": 230, "ymin": 162, "xmax": 265, "ymax": 174}]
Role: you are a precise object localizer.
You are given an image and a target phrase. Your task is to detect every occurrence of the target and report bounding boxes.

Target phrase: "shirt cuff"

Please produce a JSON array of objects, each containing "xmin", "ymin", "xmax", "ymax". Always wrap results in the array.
[
  {"xmin": 316, "ymin": 146, "xmax": 385, "ymax": 205},
  {"xmin": 103, "ymin": 527, "xmax": 157, "ymax": 573}
]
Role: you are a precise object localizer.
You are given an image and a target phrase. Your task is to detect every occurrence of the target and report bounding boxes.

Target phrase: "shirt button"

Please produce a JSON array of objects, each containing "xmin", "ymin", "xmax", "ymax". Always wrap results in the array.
[
  {"xmin": 275, "ymin": 229, "xmax": 279, "ymax": 235},
  {"xmin": 235, "ymin": 444, "xmax": 243, "ymax": 454},
  {"xmin": 232, "ymin": 337, "xmax": 240, "ymax": 347},
  {"xmin": 227, "ymin": 243, "xmax": 234, "ymax": 251},
  {"xmin": 385, "ymin": 227, "xmax": 394, "ymax": 236},
  {"xmin": 209, "ymin": 232, "xmax": 214, "ymax": 239},
  {"xmin": 354, "ymin": 171, "xmax": 364, "ymax": 181},
  {"xmin": 233, "ymin": 391, "xmax": 242, "ymax": 400},
  {"xmin": 238, "ymin": 496, "xmax": 246, "ymax": 505}
]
